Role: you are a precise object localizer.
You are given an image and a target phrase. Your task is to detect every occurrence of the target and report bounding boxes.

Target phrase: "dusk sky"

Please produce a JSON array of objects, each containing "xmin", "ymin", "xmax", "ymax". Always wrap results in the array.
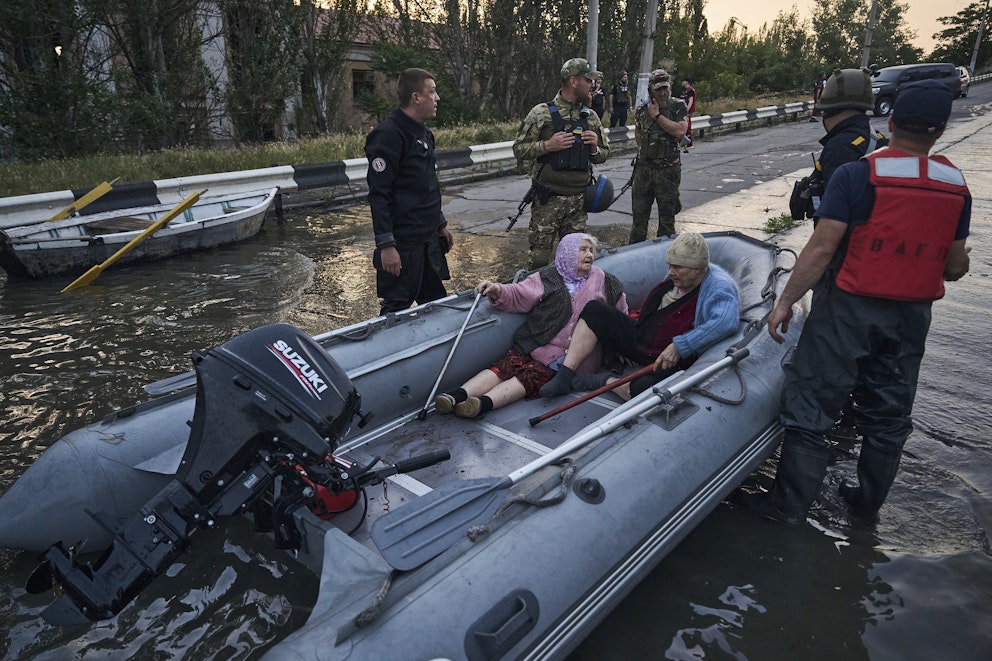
[{"xmin": 702, "ymin": 0, "xmax": 971, "ymax": 53}]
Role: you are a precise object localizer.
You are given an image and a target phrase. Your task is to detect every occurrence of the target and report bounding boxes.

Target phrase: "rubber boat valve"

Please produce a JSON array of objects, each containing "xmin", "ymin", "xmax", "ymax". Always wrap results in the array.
[{"xmin": 574, "ymin": 478, "xmax": 606, "ymax": 504}]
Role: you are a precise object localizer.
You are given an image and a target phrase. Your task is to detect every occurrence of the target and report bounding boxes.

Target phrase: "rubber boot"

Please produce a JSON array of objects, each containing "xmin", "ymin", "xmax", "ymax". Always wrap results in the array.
[
  {"xmin": 839, "ymin": 442, "xmax": 901, "ymax": 523},
  {"xmin": 739, "ymin": 442, "xmax": 829, "ymax": 525}
]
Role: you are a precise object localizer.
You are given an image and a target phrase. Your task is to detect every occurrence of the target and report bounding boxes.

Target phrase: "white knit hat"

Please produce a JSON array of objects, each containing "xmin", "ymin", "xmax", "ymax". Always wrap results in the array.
[{"xmin": 666, "ymin": 233, "xmax": 709, "ymax": 269}]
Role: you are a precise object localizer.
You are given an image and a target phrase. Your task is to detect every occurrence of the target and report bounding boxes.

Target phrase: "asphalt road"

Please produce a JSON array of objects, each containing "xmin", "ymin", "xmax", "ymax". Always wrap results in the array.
[{"xmin": 443, "ymin": 84, "xmax": 987, "ymax": 243}]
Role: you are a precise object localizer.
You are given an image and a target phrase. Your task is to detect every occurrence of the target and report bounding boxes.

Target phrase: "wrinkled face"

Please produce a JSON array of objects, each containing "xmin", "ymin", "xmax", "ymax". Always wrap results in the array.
[
  {"xmin": 667, "ymin": 263, "xmax": 706, "ymax": 290},
  {"xmin": 412, "ymin": 79, "xmax": 440, "ymax": 121},
  {"xmin": 652, "ymin": 85, "xmax": 672, "ymax": 104},
  {"xmin": 576, "ymin": 240, "xmax": 595, "ymax": 276}
]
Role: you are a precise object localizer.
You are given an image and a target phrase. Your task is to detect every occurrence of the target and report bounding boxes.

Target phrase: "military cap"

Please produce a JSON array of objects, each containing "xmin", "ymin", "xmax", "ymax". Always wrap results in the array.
[
  {"xmin": 561, "ymin": 58, "xmax": 601, "ymax": 81},
  {"xmin": 649, "ymin": 69, "xmax": 672, "ymax": 90}
]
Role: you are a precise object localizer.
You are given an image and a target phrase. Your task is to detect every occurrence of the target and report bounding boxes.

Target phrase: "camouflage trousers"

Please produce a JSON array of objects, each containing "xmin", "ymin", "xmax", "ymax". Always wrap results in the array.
[
  {"xmin": 630, "ymin": 163, "xmax": 682, "ymax": 244},
  {"xmin": 528, "ymin": 192, "xmax": 587, "ymax": 269}
]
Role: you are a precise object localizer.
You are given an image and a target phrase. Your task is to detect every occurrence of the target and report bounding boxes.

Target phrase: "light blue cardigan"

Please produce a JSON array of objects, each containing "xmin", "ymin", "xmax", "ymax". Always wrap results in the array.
[{"xmin": 672, "ymin": 264, "xmax": 741, "ymax": 358}]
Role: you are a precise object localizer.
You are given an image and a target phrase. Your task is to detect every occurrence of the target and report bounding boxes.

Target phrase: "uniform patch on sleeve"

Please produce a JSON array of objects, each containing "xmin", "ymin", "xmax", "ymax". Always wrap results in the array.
[{"xmin": 371, "ymin": 157, "xmax": 386, "ymax": 173}]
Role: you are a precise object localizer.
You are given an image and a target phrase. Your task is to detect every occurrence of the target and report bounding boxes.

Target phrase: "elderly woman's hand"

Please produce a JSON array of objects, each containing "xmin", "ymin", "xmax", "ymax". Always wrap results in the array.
[
  {"xmin": 653, "ymin": 343, "xmax": 681, "ymax": 371},
  {"xmin": 477, "ymin": 280, "xmax": 502, "ymax": 302}
]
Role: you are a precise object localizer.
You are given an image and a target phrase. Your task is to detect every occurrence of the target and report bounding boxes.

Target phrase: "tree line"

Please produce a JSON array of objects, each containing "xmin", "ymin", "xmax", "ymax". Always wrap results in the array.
[{"xmin": 1, "ymin": 0, "xmax": 987, "ymax": 163}]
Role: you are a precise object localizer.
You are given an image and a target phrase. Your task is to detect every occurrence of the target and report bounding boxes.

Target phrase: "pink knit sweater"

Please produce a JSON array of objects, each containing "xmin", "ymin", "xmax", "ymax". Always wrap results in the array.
[{"xmin": 493, "ymin": 267, "xmax": 628, "ymax": 373}]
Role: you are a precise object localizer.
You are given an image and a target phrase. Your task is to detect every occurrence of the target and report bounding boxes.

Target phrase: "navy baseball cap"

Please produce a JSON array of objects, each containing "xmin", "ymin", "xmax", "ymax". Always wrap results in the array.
[{"xmin": 892, "ymin": 80, "xmax": 953, "ymax": 134}]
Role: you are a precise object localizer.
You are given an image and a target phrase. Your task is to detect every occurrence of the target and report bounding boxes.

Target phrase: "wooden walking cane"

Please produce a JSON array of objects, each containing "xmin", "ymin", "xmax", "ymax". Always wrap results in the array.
[{"xmin": 528, "ymin": 363, "xmax": 657, "ymax": 427}]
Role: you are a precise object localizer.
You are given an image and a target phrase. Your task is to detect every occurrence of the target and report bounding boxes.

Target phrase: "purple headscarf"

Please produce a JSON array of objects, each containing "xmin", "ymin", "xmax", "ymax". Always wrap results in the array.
[{"xmin": 554, "ymin": 233, "xmax": 592, "ymax": 294}]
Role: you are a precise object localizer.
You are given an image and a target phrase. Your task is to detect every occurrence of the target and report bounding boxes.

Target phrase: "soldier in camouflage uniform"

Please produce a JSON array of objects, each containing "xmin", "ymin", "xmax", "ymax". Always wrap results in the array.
[
  {"xmin": 630, "ymin": 69, "xmax": 688, "ymax": 244},
  {"xmin": 513, "ymin": 57, "xmax": 610, "ymax": 269}
]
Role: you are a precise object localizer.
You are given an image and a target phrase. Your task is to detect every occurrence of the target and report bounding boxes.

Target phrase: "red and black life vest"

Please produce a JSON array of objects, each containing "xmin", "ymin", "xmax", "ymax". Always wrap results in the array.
[{"xmin": 836, "ymin": 148, "xmax": 968, "ymax": 301}]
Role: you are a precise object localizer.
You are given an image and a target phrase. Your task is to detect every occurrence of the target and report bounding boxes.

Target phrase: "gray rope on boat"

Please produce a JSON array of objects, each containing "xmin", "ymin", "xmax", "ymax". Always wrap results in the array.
[
  {"xmin": 689, "ymin": 363, "xmax": 747, "ymax": 406},
  {"xmin": 353, "ymin": 570, "xmax": 394, "ymax": 628},
  {"xmin": 465, "ymin": 458, "xmax": 577, "ymax": 542}
]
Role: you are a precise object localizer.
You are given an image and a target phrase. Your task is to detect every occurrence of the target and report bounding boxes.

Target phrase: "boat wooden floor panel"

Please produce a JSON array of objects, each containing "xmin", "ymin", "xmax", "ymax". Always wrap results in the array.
[
  {"xmin": 339, "ymin": 392, "xmax": 623, "ymax": 544},
  {"xmin": 84, "ymin": 217, "xmax": 157, "ymax": 233}
]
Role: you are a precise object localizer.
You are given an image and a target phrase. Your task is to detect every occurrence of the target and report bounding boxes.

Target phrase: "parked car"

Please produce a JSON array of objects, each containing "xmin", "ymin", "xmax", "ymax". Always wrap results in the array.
[
  {"xmin": 868, "ymin": 63, "xmax": 962, "ymax": 116},
  {"xmin": 957, "ymin": 65, "xmax": 971, "ymax": 97}
]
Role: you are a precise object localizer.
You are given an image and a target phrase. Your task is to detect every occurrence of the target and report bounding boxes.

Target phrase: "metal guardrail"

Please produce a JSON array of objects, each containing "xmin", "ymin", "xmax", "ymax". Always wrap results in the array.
[{"xmin": 0, "ymin": 100, "xmax": 815, "ymax": 229}]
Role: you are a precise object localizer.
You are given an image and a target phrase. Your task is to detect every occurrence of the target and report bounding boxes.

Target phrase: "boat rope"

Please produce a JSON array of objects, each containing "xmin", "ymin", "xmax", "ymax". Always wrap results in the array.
[
  {"xmin": 465, "ymin": 458, "xmax": 577, "ymax": 543},
  {"xmin": 689, "ymin": 363, "xmax": 747, "ymax": 406},
  {"xmin": 353, "ymin": 570, "xmax": 394, "ymax": 629}
]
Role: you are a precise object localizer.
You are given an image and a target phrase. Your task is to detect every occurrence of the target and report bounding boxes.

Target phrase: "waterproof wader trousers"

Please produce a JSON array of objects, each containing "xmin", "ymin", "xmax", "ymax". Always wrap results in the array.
[
  {"xmin": 839, "ymin": 437, "xmax": 902, "ymax": 522},
  {"xmin": 767, "ymin": 284, "xmax": 930, "ymax": 523}
]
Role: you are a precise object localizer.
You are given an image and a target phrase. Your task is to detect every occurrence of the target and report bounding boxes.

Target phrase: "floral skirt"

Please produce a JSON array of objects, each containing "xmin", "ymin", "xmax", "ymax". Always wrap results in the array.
[{"xmin": 489, "ymin": 348, "xmax": 556, "ymax": 399}]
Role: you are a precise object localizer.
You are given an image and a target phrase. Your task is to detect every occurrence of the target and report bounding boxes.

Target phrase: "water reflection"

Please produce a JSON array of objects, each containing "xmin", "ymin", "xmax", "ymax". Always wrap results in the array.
[{"xmin": 1, "ymin": 197, "xmax": 989, "ymax": 659}]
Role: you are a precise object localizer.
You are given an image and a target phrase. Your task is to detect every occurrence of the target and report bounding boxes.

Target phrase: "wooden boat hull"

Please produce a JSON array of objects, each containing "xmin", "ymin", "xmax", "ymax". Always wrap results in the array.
[
  {"xmin": 0, "ymin": 231, "xmax": 807, "ymax": 659},
  {"xmin": 0, "ymin": 188, "xmax": 277, "ymax": 278}
]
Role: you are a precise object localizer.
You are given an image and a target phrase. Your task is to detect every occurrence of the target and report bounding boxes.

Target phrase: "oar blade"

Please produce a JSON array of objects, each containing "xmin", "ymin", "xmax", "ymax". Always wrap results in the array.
[
  {"xmin": 61, "ymin": 265, "xmax": 103, "ymax": 292},
  {"xmin": 372, "ymin": 477, "xmax": 509, "ymax": 571}
]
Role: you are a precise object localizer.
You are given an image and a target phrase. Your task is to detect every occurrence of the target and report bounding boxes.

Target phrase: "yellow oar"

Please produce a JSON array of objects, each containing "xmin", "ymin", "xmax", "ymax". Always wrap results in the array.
[
  {"xmin": 61, "ymin": 189, "xmax": 206, "ymax": 293},
  {"xmin": 48, "ymin": 178, "xmax": 121, "ymax": 222}
]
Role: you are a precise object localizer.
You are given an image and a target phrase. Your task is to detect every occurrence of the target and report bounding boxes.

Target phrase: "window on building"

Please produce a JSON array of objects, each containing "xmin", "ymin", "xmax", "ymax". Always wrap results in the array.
[{"xmin": 353, "ymin": 70, "xmax": 376, "ymax": 99}]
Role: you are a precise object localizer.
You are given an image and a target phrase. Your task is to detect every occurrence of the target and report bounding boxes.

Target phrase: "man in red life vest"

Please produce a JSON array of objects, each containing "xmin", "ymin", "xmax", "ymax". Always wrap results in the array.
[{"xmin": 742, "ymin": 80, "xmax": 972, "ymax": 525}]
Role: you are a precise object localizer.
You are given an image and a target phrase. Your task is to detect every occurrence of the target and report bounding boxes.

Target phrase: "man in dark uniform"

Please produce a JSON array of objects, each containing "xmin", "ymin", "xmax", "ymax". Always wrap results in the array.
[
  {"xmin": 365, "ymin": 68, "xmax": 454, "ymax": 315},
  {"xmin": 744, "ymin": 80, "xmax": 972, "ymax": 526},
  {"xmin": 629, "ymin": 69, "xmax": 687, "ymax": 243},
  {"xmin": 608, "ymin": 70, "xmax": 631, "ymax": 128},
  {"xmin": 680, "ymin": 76, "xmax": 696, "ymax": 147},
  {"xmin": 791, "ymin": 68, "xmax": 888, "ymax": 221}
]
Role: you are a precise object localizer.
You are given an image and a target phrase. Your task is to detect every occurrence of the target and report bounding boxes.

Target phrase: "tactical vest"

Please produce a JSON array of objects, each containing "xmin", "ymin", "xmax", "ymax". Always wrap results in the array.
[
  {"xmin": 836, "ymin": 149, "xmax": 968, "ymax": 302},
  {"xmin": 639, "ymin": 103, "xmax": 680, "ymax": 162},
  {"xmin": 538, "ymin": 103, "xmax": 592, "ymax": 172}
]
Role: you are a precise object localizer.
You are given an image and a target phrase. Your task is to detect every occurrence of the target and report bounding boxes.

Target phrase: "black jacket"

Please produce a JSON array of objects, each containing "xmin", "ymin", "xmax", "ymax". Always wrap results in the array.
[
  {"xmin": 817, "ymin": 114, "xmax": 888, "ymax": 188},
  {"xmin": 365, "ymin": 108, "xmax": 446, "ymax": 248}
]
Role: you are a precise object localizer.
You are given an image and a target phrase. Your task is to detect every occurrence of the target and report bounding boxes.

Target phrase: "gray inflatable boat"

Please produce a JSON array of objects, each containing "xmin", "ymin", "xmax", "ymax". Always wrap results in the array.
[{"xmin": 0, "ymin": 231, "xmax": 805, "ymax": 660}]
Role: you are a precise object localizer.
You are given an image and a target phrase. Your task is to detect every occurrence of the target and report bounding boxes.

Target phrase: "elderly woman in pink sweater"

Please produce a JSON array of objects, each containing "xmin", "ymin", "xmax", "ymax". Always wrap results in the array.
[{"xmin": 435, "ymin": 233, "xmax": 628, "ymax": 418}]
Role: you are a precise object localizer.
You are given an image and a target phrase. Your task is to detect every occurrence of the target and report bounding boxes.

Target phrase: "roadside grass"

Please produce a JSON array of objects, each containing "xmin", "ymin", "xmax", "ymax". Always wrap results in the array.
[
  {"xmin": 0, "ymin": 92, "xmax": 806, "ymax": 198},
  {"xmin": 763, "ymin": 212, "xmax": 797, "ymax": 234}
]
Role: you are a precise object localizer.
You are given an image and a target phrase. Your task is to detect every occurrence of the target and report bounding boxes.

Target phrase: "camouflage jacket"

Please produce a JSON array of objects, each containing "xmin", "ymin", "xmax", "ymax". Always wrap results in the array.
[{"xmin": 513, "ymin": 91, "xmax": 609, "ymax": 195}]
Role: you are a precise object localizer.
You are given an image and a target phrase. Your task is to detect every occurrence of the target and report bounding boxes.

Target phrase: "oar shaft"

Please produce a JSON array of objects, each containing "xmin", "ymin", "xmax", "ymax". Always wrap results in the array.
[
  {"xmin": 419, "ymin": 291, "xmax": 483, "ymax": 416},
  {"xmin": 508, "ymin": 350, "xmax": 748, "ymax": 485},
  {"xmin": 47, "ymin": 178, "xmax": 119, "ymax": 222},
  {"xmin": 529, "ymin": 363, "xmax": 656, "ymax": 426}
]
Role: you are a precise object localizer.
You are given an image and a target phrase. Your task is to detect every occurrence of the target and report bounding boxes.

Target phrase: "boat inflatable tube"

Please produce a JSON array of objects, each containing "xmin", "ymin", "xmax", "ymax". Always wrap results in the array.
[{"xmin": 584, "ymin": 175, "xmax": 614, "ymax": 213}]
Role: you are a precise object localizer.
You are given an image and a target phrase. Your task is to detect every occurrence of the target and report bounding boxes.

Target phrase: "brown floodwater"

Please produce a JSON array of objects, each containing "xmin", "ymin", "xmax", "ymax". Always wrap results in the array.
[{"xmin": 0, "ymin": 198, "xmax": 989, "ymax": 659}]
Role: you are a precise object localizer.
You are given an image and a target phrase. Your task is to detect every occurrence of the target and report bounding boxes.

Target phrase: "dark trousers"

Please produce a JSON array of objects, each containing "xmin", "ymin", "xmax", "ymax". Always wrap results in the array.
[
  {"xmin": 375, "ymin": 238, "xmax": 449, "ymax": 314},
  {"xmin": 780, "ymin": 285, "xmax": 931, "ymax": 456},
  {"xmin": 610, "ymin": 106, "xmax": 629, "ymax": 128},
  {"xmin": 579, "ymin": 300, "xmax": 677, "ymax": 396}
]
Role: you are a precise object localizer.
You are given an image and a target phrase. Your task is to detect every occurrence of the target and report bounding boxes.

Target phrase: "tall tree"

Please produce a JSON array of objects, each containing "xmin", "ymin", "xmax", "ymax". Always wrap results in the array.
[
  {"xmin": 86, "ymin": 0, "xmax": 209, "ymax": 151},
  {"xmin": 930, "ymin": 1, "xmax": 991, "ymax": 69},
  {"xmin": 295, "ymin": 0, "xmax": 364, "ymax": 135},
  {"xmin": 0, "ymin": 0, "xmax": 116, "ymax": 159},
  {"xmin": 220, "ymin": 0, "xmax": 304, "ymax": 143},
  {"xmin": 811, "ymin": 0, "xmax": 921, "ymax": 70}
]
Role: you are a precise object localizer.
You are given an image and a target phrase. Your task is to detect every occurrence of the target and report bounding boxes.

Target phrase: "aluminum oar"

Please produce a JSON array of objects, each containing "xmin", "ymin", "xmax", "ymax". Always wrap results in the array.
[{"xmin": 372, "ymin": 348, "xmax": 749, "ymax": 570}]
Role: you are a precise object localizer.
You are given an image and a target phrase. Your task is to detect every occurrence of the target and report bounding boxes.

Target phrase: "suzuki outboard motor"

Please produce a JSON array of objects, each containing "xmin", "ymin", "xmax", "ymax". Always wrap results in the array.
[{"xmin": 28, "ymin": 323, "xmax": 361, "ymax": 625}]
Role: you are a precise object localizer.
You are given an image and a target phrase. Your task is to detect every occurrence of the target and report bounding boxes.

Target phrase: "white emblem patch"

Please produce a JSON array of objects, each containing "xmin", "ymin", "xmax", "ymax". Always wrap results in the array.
[{"xmin": 372, "ymin": 157, "xmax": 386, "ymax": 173}]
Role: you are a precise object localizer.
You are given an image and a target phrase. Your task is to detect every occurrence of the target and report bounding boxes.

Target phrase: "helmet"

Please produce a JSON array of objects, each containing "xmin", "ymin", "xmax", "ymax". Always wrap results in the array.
[
  {"xmin": 584, "ymin": 175, "xmax": 614, "ymax": 213},
  {"xmin": 816, "ymin": 68, "xmax": 873, "ymax": 113}
]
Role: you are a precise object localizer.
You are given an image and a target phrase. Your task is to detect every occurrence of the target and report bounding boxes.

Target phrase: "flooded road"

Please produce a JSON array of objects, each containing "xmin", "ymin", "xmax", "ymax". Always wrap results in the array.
[{"xmin": 1, "ymin": 93, "xmax": 990, "ymax": 659}]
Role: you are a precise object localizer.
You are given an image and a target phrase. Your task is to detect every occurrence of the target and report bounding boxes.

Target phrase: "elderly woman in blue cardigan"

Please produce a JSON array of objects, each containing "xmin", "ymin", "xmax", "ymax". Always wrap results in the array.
[{"xmin": 540, "ymin": 232, "xmax": 740, "ymax": 400}]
